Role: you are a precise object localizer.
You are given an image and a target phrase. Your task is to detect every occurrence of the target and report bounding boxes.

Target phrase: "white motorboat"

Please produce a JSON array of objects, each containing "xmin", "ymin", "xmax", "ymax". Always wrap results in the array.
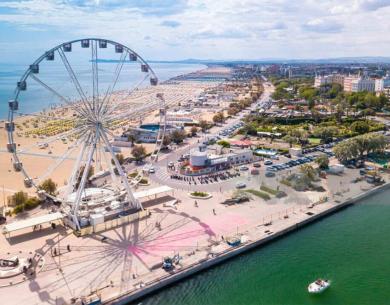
[{"xmin": 308, "ymin": 279, "xmax": 330, "ymax": 294}]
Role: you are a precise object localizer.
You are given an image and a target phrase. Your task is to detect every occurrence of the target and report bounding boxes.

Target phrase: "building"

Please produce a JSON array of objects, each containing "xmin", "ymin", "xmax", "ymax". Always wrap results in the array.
[
  {"xmin": 343, "ymin": 76, "xmax": 360, "ymax": 92},
  {"xmin": 123, "ymin": 124, "xmax": 179, "ymax": 143},
  {"xmin": 375, "ymin": 74, "xmax": 390, "ymax": 92},
  {"xmin": 314, "ymin": 74, "xmax": 345, "ymax": 88},
  {"xmin": 184, "ymin": 146, "xmax": 255, "ymax": 175},
  {"xmin": 351, "ymin": 78, "xmax": 375, "ymax": 92}
]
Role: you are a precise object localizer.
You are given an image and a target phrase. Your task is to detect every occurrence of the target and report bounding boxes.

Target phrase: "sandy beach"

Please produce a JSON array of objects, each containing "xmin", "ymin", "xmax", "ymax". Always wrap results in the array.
[{"xmin": 0, "ymin": 67, "xmax": 229, "ymax": 196}]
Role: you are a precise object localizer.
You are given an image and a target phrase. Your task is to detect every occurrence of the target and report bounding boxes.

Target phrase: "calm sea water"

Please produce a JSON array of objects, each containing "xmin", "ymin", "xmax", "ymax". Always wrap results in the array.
[
  {"xmin": 0, "ymin": 62, "xmax": 206, "ymax": 119},
  {"xmin": 137, "ymin": 190, "xmax": 390, "ymax": 305}
]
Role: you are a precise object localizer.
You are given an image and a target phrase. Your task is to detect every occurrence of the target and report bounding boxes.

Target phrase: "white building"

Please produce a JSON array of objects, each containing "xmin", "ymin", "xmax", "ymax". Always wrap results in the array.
[
  {"xmin": 188, "ymin": 146, "xmax": 254, "ymax": 172},
  {"xmin": 314, "ymin": 74, "xmax": 344, "ymax": 88},
  {"xmin": 351, "ymin": 78, "xmax": 376, "ymax": 92},
  {"xmin": 375, "ymin": 74, "xmax": 390, "ymax": 93}
]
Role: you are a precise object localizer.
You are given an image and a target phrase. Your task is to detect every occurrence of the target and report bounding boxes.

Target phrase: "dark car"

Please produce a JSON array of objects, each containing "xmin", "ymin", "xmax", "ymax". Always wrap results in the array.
[
  {"xmin": 0, "ymin": 216, "xmax": 6, "ymax": 225},
  {"xmin": 221, "ymin": 197, "xmax": 250, "ymax": 205}
]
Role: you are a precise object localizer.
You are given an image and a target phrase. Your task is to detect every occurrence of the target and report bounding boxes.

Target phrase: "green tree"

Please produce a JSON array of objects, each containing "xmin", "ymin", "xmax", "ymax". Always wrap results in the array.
[
  {"xmin": 131, "ymin": 145, "xmax": 147, "ymax": 162},
  {"xmin": 162, "ymin": 135, "xmax": 172, "ymax": 147},
  {"xmin": 351, "ymin": 121, "xmax": 370, "ymax": 134},
  {"xmin": 111, "ymin": 153, "xmax": 125, "ymax": 165},
  {"xmin": 212, "ymin": 112, "xmax": 225, "ymax": 124},
  {"xmin": 10, "ymin": 191, "xmax": 28, "ymax": 206},
  {"xmin": 217, "ymin": 140, "xmax": 230, "ymax": 148},
  {"xmin": 171, "ymin": 129, "xmax": 187, "ymax": 144},
  {"xmin": 127, "ymin": 134, "xmax": 136, "ymax": 145},
  {"xmin": 190, "ymin": 126, "xmax": 198, "ymax": 136},
  {"xmin": 333, "ymin": 140, "xmax": 358, "ymax": 163},
  {"xmin": 299, "ymin": 164, "xmax": 317, "ymax": 181},
  {"xmin": 315, "ymin": 155, "xmax": 329, "ymax": 170},
  {"xmin": 283, "ymin": 135, "xmax": 296, "ymax": 148},
  {"xmin": 38, "ymin": 178, "xmax": 57, "ymax": 195},
  {"xmin": 228, "ymin": 107, "xmax": 239, "ymax": 116},
  {"xmin": 199, "ymin": 120, "xmax": 209, "ymax": 132}
]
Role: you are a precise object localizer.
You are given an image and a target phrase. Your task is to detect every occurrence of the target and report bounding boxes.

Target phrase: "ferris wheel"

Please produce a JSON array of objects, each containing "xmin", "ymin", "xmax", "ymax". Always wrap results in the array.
[{"xmin": 5, "ymin": 38, "xmax": 167, "ymax": 230}]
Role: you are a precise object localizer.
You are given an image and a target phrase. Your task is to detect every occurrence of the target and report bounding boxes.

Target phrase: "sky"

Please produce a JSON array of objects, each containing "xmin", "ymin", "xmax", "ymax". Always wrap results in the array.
[{"xmin": 1, "ymin": 0, "xmax": 390, "ymax": 63}]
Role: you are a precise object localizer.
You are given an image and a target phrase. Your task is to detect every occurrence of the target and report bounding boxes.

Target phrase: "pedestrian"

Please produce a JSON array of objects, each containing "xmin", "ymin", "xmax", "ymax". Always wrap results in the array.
[
  {"xmin": 194, "ymin": 200, "xmax": 198, "ymax": 207},
  {"xmin": 213, "ymin": 208, "xmax": 216, "ymax": 215}
]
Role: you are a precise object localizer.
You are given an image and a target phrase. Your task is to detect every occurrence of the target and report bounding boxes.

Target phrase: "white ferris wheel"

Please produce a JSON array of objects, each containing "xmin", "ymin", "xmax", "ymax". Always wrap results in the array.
[{"xmin": 5, "ymin": 38, "xmax": 167, "ymax": 230}]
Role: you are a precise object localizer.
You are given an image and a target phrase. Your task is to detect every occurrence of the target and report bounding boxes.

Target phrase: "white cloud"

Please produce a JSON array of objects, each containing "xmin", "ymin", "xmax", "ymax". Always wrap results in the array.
[
  {"xmin": 302, "ymin": 18, "xmax": 344, "ymax": 33},
  {"xmin": 0, "ymin": 0, "xmax": 389, "ymax": 60}
]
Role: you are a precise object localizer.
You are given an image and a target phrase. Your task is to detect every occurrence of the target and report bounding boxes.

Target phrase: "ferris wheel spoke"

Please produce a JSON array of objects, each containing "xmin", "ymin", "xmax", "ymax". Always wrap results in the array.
[
  {"xmin": 91, "ymin": 40, "xmax": 99, "ymax": 114},
  {"xmin": 98, "ymin": 51, "xmax": 127, "ymax": 117},
  {"xmin": 71, "ymin": 130, "xmax": 99, "ymax": 229},
  {"xmin": 29, "ymin": 74, "xmax": 88, "ymax": 117},
  {"xmin": 36, "ymin": 133, "xmax": 87, "ymax": 184},
  {"xmin": 57, "ymin": 48, "xmax": 93, "ymax": 116},
  {"xmin": 100, "ymin": 128, "xmax": 141, "ymax": 210},
  {"xmin": 65, "ymin": 132, "xmax": 92, "ymax": 198},
  {"xmin": 99, "ymin": 140, "xmax": 120, "ymax": 190},
  {"xmin": 103, "ymin": 72, "xmax": 151, "ymax": 117}
]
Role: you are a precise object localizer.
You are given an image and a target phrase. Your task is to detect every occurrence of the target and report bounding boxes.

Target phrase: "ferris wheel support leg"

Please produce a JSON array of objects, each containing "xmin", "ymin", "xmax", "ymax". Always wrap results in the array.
[
  {"xmin": 100, "ymin": 128, "xmax": 143, "ymax": 211},
  {"xmin": 66, "ymin": 133, "xmax": 91, "ymax": 199},
  {"xmin": 71, "ymin": 131, "xmax": 99, "ymax": 230}
]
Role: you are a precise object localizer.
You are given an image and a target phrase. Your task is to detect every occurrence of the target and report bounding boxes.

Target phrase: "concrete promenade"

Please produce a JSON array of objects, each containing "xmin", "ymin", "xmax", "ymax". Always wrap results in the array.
[{"xmin": 103, "ymin": 181, "xmax": 390, "ymax": 305}]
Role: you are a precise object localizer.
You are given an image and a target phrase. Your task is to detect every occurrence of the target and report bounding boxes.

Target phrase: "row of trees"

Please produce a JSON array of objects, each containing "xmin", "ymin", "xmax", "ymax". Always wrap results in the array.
[{"xmin": 333, "ymin": 133, "xmax": 387, "ymax": 162}]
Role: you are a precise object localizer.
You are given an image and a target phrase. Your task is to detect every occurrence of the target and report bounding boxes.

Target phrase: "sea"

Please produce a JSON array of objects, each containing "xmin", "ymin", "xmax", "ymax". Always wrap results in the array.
[
  {"xmin": 136, "ymin": 189, "xmax": 390, "ymax": 305},
  {"xmin": 0, "ymin": 62, "xmax": 206, "ymax": 119}
]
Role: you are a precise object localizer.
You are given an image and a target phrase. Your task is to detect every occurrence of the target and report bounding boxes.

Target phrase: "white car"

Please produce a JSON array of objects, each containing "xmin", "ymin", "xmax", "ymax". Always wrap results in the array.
[
  {"xmin": 235, "ymin": 182, "xmax": 246, "ymax": 189},
  {"xmin": 148, "ymin": 167, "xmax": 155, "ymax": 174}
]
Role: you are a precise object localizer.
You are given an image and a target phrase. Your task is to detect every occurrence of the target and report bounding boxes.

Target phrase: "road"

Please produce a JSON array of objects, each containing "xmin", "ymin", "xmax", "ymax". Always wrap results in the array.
[{"xmin": 147, "ymin": 80, "xmax": 276, "ymax": 191}]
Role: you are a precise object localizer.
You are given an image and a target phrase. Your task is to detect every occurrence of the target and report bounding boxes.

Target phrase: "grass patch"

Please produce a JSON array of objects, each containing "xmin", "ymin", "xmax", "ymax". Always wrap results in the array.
[
  {"xmin": 260, "ymin": 185, "xmax": 278, "ymax": 195},
  {"xmin": 260, "ymin": 185, "xmax": 287, "ymax": 198},
  {"xmin": 139, "ymin": 178, "xmax": 149, "ymax": 184},
  {"xmin": 308, "ymin": 137, "xmax": 321, "ymax": 144},
  {"xmin": 245, "ymin": 189, "xmax": 271, "ymax": 201},
  {"xmin": 190, "ymin": 191, "xmax": 209, "ymax": 197},
  {"xmin": 128, "ymin": 172, "xmax": 138, "ymax": 178}
]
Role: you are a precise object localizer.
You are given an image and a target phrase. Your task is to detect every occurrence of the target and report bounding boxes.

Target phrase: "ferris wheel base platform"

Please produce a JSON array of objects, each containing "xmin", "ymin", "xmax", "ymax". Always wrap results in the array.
[{"xmin": 67, "ymin": 209, "xmax": 151, "ymax": 237}]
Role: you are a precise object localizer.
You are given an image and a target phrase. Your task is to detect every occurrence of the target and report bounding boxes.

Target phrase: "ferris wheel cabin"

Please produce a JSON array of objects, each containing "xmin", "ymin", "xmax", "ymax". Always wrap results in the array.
[
  {"xmin": 99, "ymin": 40, "xmax": 107, "ymax": 48},
  {"xmin": 141, "ymin": 64, "xmax": 149, "ymax": 73},
  {"xmin": 115, "ymin": 44, "xmax": 123, "ymax": 53},
  {"xmin": 9, "ymin": 100, "xmax": 18, "ymax": 111},
  {"xmin": 17, "ymin": 81, "xmax": 26, "ymax": 91},
  {"xmin": 13, "ymin": 162, "xmax": 22, "ymax": 172},
  {"xmin": 63, "ymin": 43, "xmax": 72, "ymax": 52},
  {"xmin": 6, "ymin": 143, "xmax": 16, "ymax": 153},
  {"xmin": 129, "ymin": 53, "xmax": 137, "ymax": 61},
  {"xmin": 150, "ymin": 77, "xmax": 158, "ymax": 86},
  {"xmin": 45, "ymin": 51, "xmax": 54, "ymax": 61},
  {"xmin": 29, "ymin": 64, "xmax": 39, "ymax": 74},
  {"xmin": 81, "ymin": 39, "xmax": 90, "ymax": 48}
]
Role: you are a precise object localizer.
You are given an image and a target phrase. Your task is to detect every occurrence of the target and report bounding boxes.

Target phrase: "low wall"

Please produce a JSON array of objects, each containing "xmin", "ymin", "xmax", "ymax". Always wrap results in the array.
[
  {"xmin": 78, "ymin": 210, "xmax": 150, "ymax": 236},
  {"xmin": 105, "ymin": 182, "xmax": 390, "ymax": 305}
]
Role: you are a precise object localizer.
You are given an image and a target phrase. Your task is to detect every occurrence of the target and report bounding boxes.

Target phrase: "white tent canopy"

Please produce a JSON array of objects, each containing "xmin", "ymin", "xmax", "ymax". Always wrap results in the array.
[
  {"xmin": 133, "ymin": 185, "xmax": 173, "ymax": 199},
  {"xmin": 2, "ymin": 212, "xmax": 63, "ymax": 236}
]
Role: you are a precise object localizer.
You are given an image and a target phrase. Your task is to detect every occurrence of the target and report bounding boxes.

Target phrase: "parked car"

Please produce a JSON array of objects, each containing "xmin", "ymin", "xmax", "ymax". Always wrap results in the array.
[
  {"xmin": 264, "ymin": 160, "xmax": 273, "ymax": 165},
  {"xmin": 221, "ymin": 196, "xmax": 250, "ymax": 205},
  {"xmin": 253, "ymin": 163, "xmax": 261, "ymax": 168},
  {"xmin": 239, "ymin": 166, "xmax": 249, "ymax": 171},
  {"xmin": 251, "ymin": 169, "xmax": 260, "ymax": 175},
  {"xmin": 265, "ymin": 171, "xmax": 276, "ymax": 177},
  {"xmin": 235, "ymin": 182, "xmax": 247, "ymax": 189}
]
